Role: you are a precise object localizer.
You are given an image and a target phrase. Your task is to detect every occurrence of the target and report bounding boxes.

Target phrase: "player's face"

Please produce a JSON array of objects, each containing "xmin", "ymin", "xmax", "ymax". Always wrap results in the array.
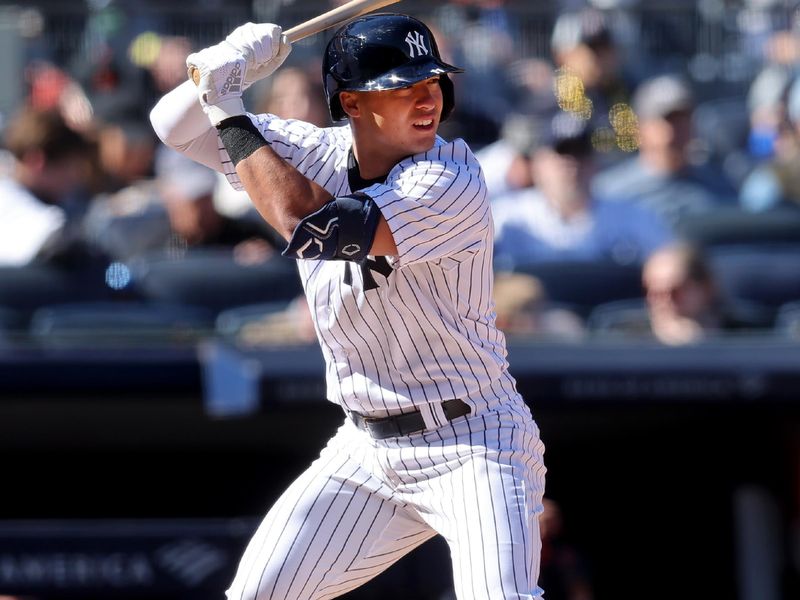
[{"xmin": 346, "ymin": 77, "xmax": 444, "ymax": 160}]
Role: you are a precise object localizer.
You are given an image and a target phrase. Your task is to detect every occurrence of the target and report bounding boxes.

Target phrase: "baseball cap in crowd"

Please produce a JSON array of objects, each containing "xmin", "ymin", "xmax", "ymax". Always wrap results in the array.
[
  {"xmin": 155, "ymin": 147, "xmax": 217, "ymax": 201},
  {"xmin": 747, "ymin": 65, "xmax": 792, "ymax": 115},
  {"xmin": 500, "ymin": 113, "xmax": 543, "ymax": 157},
  {"xmin": 632, "ymin": 74, "xmax": 694, "ymax": 120},
  {"xmin": 551, "ymin": 8, "xmax": 614, "ymax": 54},
  {"xmin": 537, "ymin": 111, "xmax": 594, "ymax": 157}
]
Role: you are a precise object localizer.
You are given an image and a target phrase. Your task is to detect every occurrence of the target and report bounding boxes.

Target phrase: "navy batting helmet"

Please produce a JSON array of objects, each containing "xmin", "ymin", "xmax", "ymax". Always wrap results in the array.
[{"xmin": 323, "ymin": 13, "xmax": 463, "ymax": 122}]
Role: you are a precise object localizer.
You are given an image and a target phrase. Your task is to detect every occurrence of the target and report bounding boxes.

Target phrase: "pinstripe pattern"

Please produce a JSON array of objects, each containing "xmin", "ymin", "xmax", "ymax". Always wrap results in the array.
[
  {"xmin": 221, "ymin": 115, "xmax": 519, "ymax": 418},
  {"xmin": 149, "ymin": 57, "xmax": 548, "ymax": 600},
  {"xmin": 215, "ymin": 114, "xmax": 546, "ymax": 599},
  {"xmin": 226, "ymin": 405, "xmax": 545, "ymax": 600}
]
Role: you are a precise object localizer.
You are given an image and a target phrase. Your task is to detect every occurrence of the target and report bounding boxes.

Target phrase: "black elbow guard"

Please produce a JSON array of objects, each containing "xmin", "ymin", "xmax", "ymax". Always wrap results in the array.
[{"xmin": 282, "ymin": 192, "xmax": 382, "ymax": 261}]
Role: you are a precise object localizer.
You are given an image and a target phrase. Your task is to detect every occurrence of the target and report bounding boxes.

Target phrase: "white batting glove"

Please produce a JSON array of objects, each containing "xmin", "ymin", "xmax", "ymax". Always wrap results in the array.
[
  {"xmin": 187, "ymin": 45, "xmax": 248, "ymax": 126},
  {"xmin": 224, "ymin": 23, "xmax": 292, "ymax": 88}
]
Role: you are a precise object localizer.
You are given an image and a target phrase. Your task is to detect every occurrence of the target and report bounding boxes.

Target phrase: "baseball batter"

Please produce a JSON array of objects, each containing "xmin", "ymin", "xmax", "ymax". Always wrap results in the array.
[{"xmin": 150, "ymin": 13, "xmax": 546, "ymax": 599}]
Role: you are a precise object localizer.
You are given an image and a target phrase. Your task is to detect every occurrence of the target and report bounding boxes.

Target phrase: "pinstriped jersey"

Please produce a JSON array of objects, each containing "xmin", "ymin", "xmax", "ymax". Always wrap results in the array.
[{"xmin": 221, "ymin": 114, "xmax": 523, "ymax": 416}]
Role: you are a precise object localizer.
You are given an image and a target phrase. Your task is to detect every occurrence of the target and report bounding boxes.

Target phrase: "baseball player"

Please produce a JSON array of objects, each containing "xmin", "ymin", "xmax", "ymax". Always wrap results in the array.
[{"xmin": 150, "ymin": 13, "xmax": 547, "ymax": 599}]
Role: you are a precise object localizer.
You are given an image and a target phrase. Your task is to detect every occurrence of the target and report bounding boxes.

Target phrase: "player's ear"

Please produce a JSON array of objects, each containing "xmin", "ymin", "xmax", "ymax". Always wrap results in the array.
[{"xmin": 339, "ymin": 91, "xmax": 361, "ymax": 119}]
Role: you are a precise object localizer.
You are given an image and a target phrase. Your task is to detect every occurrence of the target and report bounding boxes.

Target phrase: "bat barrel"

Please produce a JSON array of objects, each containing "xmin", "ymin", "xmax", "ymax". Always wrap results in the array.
[{"xmin": 284, "ymin": 0, "xmax": 402, "ymax": 43}]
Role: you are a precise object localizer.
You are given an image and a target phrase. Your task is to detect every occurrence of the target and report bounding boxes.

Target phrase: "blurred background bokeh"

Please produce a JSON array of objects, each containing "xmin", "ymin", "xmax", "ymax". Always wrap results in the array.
[{"xmin": 0, "ymin": 1, "xmax": 799, "ymax": 599}]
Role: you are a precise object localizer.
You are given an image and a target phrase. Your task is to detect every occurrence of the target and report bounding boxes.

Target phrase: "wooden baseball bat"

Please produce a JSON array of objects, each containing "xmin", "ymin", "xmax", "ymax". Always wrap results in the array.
[{"xmin": 190, "ymin": 0, "xmax": 402, "ymax": 85}]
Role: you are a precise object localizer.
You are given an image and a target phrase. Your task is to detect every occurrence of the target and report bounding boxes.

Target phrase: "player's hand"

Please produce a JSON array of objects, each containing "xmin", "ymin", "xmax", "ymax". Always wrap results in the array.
[
  {"xmin": 224, "ymin": 23, "xmax": 292, "ymax": 88},
  {"xmin": 187, "ymin": 45, "xmax": 248, "ymax": 126}
]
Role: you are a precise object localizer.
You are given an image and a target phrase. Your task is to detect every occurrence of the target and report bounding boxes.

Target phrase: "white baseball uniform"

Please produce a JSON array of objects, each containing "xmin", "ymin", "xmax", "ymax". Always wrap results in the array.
[{"xmin": 150, "ymin": 83, "xmax": 547, "ymax": 600}]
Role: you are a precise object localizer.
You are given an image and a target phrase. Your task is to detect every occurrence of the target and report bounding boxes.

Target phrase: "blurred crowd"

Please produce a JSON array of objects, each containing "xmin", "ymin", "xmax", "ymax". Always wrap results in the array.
[{"xmin": 1, "ymin": 0, "xmax": 800, "ymax": 348}]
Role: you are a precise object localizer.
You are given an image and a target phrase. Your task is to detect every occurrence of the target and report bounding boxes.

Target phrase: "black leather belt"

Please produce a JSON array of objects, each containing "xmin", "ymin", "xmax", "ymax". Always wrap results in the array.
[{"xmin": 349, "ymin": 399, "xmax": 471, "ymax": 439}]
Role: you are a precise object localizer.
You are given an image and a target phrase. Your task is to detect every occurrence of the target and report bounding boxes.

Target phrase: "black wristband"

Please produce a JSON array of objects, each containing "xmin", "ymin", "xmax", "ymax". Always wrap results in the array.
[{"xmin": 217, "ymin": 115, "xmax": 268, "ymax": 166}]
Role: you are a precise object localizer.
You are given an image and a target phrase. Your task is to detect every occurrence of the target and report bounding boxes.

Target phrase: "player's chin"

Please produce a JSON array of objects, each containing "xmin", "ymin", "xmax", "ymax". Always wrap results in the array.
[{"xmin": 408, "ymin": 125, "xmax": 438, "ymax": 151}]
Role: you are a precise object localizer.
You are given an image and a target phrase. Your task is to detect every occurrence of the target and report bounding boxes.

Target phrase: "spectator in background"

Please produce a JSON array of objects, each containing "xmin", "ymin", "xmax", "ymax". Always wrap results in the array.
[
  {"xmin": 739, "ymin": 73, "xmax": 800, "ymax": 212},
  {"xmin": 549, "ymin": 7, "xmax": 634, "ymax": 145},
  {"xmin": 68, "ymin": 0, "xmax": 170, "ymax": 124},
  {"xmin": 86, "ymin": 147, "xmax": 283, "ymax": 263},
  {"xmin": 155, "ymin": 149, "xmax": 283, "ymax": 261},
  {"xmin": 476, "ymin": 112, "xmax": 537, "ymax": 200},
  {"xmin": 0, "ymin": 107, "xmax": 96, "ymax": 267},
  {"xmin": 252, "ymin": 65, "xmax": 330, "ymax": 127},
  {"xmin": 493, "ymin": 272, "xmax": 585, "ymax": 342},
  {"xmin": 592, "ymin": 74, "xmax": 738, "ymax": 229},
  {"xmin": 90, "ymin": 109, "xmax": 157, "ymax": 195},
  {"xmin": 574, "ymin": 0, "xmax": 691, "ymax": 79},
  {"xmin": 146, "ymin": 35, "xmax": 195, "ymax": 98},
  {"xmin": 433, "ymin": 1, "xmax": 517, "ymax": 146},
  {"xmin": 492, "ymin": 111, "xmax": 673, "ymax": 270},
  {"xmin": 83, "ymin": 86, "xmax": 159, "ymax": 194},
  {"xmin": 734, "ymin": 0, "xmax": 800, "ymax": 85},
  {"xmin": 25, "ymin": 59, "xmax": 95, "ymax": 134},
  {"xmin": 23, "ymin": 59, "xmax": 155, "ymax": 198},
  {"xmin": 507, "ymin": 55, "xmax": 558, "ymax": 118},
  {"xmin": 743, "ymin": 64, "xmax": 794, "ymax": 165},
  {"xmin": 642, "ymin": 242, "xmax": 749, "ymax": 345}
]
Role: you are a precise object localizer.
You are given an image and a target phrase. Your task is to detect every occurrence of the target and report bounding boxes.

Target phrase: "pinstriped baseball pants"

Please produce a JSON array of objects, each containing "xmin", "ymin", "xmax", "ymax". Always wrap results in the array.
[{"xmin": 226, "ymin": 404, "xmax": 547, "ymax": 600}]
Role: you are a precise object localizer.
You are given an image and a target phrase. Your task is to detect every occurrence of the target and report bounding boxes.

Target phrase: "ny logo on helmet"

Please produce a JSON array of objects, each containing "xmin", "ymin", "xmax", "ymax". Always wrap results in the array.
[{"xmin": 405, "ymin": 31, "xmax": 428, "ymax": 58}]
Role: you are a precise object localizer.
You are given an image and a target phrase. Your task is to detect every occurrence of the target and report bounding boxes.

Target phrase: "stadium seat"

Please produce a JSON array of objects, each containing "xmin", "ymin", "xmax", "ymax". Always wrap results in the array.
[
  {"xmin": 585, "ymin": 298, "xmax": 652, "ymax": 337},
  {"xmin": 774, "ymin": 301, "xmax": 800, "ymax": 338},
  {"xmin": 0, "ymin": 306, "xmax": 27, "ymax": 343},
  {"xmin": 29, "ymin": 301, "xmax": 215, "ymax": 347},
  {"xmin": 693, "ymin": 97, "xmax": 749, "ymax": 151},
  {"xmin": 691, "ymin": 97, "xmax": 751, "ymax": 184},
  {"xmin": 676, "ymin": 207, "xmax": 800, "ymax": 247},
  {"xmin": 215, "ymin": 300, "xmax": 295, "ymax": 339},
  {"xmin": 0, "ymin": 265, "xmax": 112, "ymax": 313},
  {"xmin": 587, "ymin": 296, "xmax": 774, "ymax": 340},
  {"xmin": 707, "ymin": 244, "xmax": 800, "ymax": 310},
  {"xmin": 512, "ymin": 261, "xmax": 644, "ymax": 317},
  {"xmin": 0, "ymin": 305, "xmax": 25, "ymax": 327},
  {"xmin": 129, "ymin": 250, "xmax": 303, "ymax": 314}
]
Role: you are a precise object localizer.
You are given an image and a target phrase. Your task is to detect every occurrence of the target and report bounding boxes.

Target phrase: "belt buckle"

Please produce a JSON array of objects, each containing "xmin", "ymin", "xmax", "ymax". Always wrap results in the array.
[{"xmin": 361, "ymin": 414, "xmax": 384, "ymax": 432}]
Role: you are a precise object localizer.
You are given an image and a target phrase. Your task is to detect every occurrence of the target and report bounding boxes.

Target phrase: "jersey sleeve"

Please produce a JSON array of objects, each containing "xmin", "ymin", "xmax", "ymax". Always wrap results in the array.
[
  {"xmin": 362, "ymin": 139, "xmax": 490, "ymax": 266},
  {"xmin": 221, "ymin": 114, "xmax": 350, "ymax": 193}
]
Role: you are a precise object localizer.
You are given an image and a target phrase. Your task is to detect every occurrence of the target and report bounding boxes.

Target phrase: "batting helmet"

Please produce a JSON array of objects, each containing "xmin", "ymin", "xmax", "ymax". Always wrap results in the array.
[{"xmin": 323, "ymin": 13, "xmax": 463, "ymax": 122}]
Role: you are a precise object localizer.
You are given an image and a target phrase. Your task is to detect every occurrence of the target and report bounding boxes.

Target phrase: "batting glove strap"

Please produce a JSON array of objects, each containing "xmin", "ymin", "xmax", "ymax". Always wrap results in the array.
[{"xmin": 283, "ymin": 193, "xmax": 381, "ymax": 262}]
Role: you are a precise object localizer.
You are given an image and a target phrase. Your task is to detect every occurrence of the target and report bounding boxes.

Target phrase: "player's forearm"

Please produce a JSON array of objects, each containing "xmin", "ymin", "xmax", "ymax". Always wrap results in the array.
[
  {"xmin": 218, "ymin": 115, "xmax": 395, "ymax": 256},
  {"xmin": 235, "ymin": 145, "xmax": 334, "ymax": 241}
]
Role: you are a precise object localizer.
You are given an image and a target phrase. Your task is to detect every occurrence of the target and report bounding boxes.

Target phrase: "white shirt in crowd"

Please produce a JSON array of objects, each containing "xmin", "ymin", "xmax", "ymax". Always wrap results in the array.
[
  {"xmin": 492, "ymin": 187, "xmax": 674, "ymax": 270},
  {"xmin": 0, "ymin": 178, "xmax": 66, "ymax": 266}
]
